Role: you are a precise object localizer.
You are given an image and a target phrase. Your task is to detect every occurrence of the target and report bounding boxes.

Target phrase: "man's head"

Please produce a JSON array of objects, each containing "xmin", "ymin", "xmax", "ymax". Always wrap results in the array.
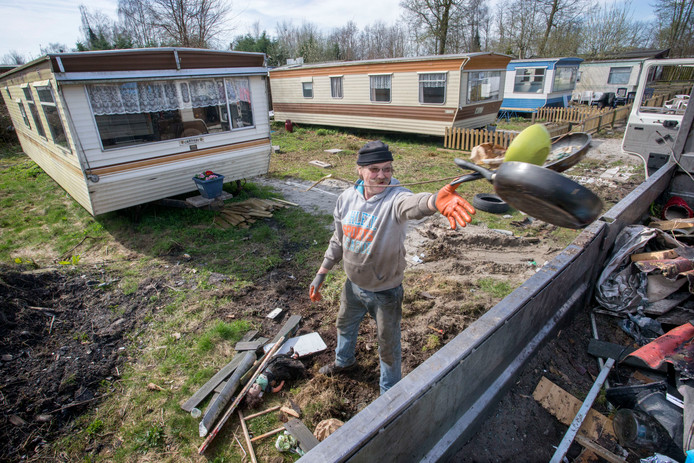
[
  {"xmin": 357, "ymin": 141, "xmax": 394, "ymax": 199},
  {"xmin": 357, "ymin": 141, "xmax": 393, "ymax": 166}
]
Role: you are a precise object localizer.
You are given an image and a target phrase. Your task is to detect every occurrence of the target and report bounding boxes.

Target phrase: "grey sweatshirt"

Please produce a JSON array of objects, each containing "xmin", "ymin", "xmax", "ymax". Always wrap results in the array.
[{"xmin": 321, "ymin": 179, "xmax": 436, "ymax": 292}]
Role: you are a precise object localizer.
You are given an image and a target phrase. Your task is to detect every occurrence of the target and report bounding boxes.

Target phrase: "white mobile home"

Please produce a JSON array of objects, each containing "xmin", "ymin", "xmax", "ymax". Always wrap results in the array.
[
  {"xmin": 269, "ymin": 53, "xmax": 512, "ymax": 136},
  {"xmin": 0, "ymin": 48, "xmax": 271, "ymax": 215},
  {"xmin": 573, "ymin": 49, "xmax": 670, "ymax": 104},
  {"xmin": 500, "ymin": 57, "xmax": 582, "ymax": 114}
]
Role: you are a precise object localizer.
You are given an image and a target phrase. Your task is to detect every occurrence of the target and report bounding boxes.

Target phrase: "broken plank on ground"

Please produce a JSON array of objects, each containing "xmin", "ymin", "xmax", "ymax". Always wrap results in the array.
[
  {"xmin": 234, "ymin": 338, "xmax": 269, "ymax": 352},
  {"xmin": 181, "ymin": 352, "xmax": 247, "ymax": 412},
  {"xmin": 532, "ymin": 376, "xmax": 615, "ymax": 439},
  {"xmin": 284, "ymin": 418, "xmax": 320, "ymax": 453}
]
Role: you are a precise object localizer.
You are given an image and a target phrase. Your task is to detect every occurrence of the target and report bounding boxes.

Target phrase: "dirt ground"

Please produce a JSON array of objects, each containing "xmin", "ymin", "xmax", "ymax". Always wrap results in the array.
[{"xmin": 0, "ymin": 136, "xmax": 648, "ymax": 462}]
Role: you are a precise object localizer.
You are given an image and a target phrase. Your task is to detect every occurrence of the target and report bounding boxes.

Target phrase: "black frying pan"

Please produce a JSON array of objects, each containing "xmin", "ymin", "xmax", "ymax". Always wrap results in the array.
[
  {"xmin": 453, "ymin": 159, "xmax": 603, "ymax": 229},
  {"xmin": 454, "ymin": 132, "xmax": 592, "ymax": 184}
]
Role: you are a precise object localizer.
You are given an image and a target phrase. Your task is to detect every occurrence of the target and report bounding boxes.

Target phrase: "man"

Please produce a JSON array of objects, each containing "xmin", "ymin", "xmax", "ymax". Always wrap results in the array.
[{"xmin": 309, "ymin": 140, "xmax": 475, "ymax": 394}]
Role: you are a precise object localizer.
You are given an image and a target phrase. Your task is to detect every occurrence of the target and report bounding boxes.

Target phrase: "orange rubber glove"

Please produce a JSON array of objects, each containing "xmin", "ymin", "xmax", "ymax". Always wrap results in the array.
[
  {"xmin": 434, "ymin": 184, "xmax": 476, "ymax": 230},
  {"xmin": 309, "ymin": 273, "xmax": 327, "ymax": 302}
]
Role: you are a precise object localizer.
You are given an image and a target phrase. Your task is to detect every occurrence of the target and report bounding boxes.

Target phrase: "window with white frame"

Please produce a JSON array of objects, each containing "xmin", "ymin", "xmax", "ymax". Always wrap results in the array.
[
  {"xmin": 419, "ymin": 73, "xmax": 446, "ymax": 104},
  {"xmin": 16, "ymin": 100, "xmax": 30, "ymax": 128},
  {"xmin": 466, "ymin": 71, "xmax": 502, "ymax": 103},
  {"xmin": 35, "ymin": 85, "xmax": 69, "ymax": 150},
  {"xmin": 514, "ymin": 68, "xmax": 545, "ymax": 93},
  {"xmin": 22, "ymin": 87, "xmax": 46, "ymax": 137},
  {"xmin": 608, "ymin": 67, "xmax": 632, "ymax": 85},
  {"xmin": 553, "ymin": 66, "xmax": 578, "ymax": 92},
  {"xmin": 86, "ymin": 77, "xmax": 254, "ymax": 150},
  {"xmin": 330, "ymin": 77, "xmax": 343, "ymax": 98},
  {"xmin": 302, "ymin": 82, "xmax": 313, "ymax": 98},
  {"xmin": 370, "ymin": 75, "xmax": 391, "ymax": 102}
]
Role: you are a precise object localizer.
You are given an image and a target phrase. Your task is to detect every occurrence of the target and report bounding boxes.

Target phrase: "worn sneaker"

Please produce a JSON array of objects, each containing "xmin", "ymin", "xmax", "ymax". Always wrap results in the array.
[{"xmin": 319, "ymin": 362, "xmax": 356, "ymax": 375}]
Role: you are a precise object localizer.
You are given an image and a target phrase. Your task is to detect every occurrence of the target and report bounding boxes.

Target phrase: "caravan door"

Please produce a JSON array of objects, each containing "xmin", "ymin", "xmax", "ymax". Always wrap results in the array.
[{"xmin": 622, "ymin": 58, "xmax": 694, "ymax": 175}]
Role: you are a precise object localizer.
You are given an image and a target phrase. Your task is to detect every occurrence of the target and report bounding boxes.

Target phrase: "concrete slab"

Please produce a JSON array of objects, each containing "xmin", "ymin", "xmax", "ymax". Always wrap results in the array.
[{"xmin": 309, "ymin": 160, "xmax": 332, "ymax": 168}]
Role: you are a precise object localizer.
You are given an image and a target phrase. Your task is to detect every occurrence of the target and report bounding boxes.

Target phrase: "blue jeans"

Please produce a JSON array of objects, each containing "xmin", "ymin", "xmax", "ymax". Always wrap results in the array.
[{"xmin": 335, "ymin": 279, "xmax": 404, "ymax": 394}]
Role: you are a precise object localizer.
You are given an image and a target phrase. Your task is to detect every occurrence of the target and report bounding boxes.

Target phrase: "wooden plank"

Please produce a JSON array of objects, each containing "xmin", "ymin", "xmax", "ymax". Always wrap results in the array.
[
  {"xmin": 575, "ymin": 435, "xmax": 626, "ymax": 463},
  {"xmin": 271, "ymin": 197, "xmax": 299, "ymax": 207},
  {"xmin": 549, "ymin": 358, "xmax": 615, "ymax": 463},
  {"xmin": 238, "ymin": 410, "xmax": 258, "ymax": 463},
  {"xmin": 284, "ymin": 418, "xmax": 320, "ymax": 453},
  {"xmin": 650, "ymin": 218, "xmax": 694, "ymax": 231},
  {"xmin": 240, "ymin": 330, "xmax": 259, "ymax": 343},
  {"xmin": 235, "ymin": 338, "xmax": 269, "ymax": 351},
  {"xmin": 271, "ymin": 314, "xmax": 302, "ymax": 344},
  {"xmin": 532, "ymin": 376, "xmax": 615, "ymax": 439},
  {"xmin": 243, "ymin": 405, "xmax": 281, "ymax": 421},
  {"xmin": 631, "ymin": 249, "xmax": 679, "ymax": 262},
  {"xmin": 181, "ymin": 353, "xmax": 245, "ymax": 412},
  {"xmin": 250, "ymin": 426, "xmax": 286, "ymax": 442}
]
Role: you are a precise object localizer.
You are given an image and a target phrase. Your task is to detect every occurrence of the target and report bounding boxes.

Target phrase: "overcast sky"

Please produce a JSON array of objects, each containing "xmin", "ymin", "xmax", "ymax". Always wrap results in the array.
[{"xmin": 0, "ymin": 0, "xmax": 655, "ymax": 63}]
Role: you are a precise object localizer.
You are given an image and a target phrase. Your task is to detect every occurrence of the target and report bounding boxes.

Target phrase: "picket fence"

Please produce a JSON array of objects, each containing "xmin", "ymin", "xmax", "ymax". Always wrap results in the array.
[{"xmin": 444, "ymin": 104, "xmax": 632, "ymax": 151}]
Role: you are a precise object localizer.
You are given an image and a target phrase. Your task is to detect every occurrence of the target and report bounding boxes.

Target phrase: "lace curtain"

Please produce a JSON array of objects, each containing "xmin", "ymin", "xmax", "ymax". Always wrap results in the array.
[
  {"xmin": 87, "ymin": 79, "xmax": 235, "ymax": 116},
  {"xmin": 419, "ymin": 73, "xmax": 446, "ymax": 88},
  {"xmin": 370, "ymin": 75, "xmax": 391, "ymax": 89}
]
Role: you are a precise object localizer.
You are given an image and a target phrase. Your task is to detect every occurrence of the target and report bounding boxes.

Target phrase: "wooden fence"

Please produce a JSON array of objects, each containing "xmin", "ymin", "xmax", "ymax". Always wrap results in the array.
[
  {"xmin": 443, "ymin": 123, "xmax": 570, "ymax": 151},
  {"xmin": 574, "ymin": 104, "xmax": 633, "ymax": 133},
  {"xmin": 531, "ymin": 106, "xmax": 607, "ymax": 124},
  {"xmin": 443, "ymin": 103, "xmax": 635, "ymax": 151}
]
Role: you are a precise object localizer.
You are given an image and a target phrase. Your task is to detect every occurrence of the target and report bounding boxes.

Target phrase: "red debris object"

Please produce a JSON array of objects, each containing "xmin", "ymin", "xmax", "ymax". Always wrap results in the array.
[
  {"xmin": 662, "ymin": 196, "xmax": 694, "ymax": 220},
  {"xmin": 628, "ymin": 322, "xmax": 694, "ymax": 376}
]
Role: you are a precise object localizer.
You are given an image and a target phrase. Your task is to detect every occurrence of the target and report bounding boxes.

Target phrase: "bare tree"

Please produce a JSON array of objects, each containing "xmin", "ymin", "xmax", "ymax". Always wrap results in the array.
[
  {"xmin": 118, "ymin": 0, "xmax": 160, "ymax": 47},
  {"xmin": 500, "ymin": 0, "xmax": 543, "ymax": 58},
  {"xmin": 535, "ymin": 0, "xmax": 587, "ymax": 56},
  {"xmin": 329, "ymin": 21, "xmax": 361, "ymax": 61},
  {"xmin": 147, "ymin": 0, "xmax": 231, "ymax": 48},
  {"xmin": 40, "ymin": 43, "xmax": 72, "ymax": 55},
  {"xmin": 400, "ymin": 0, "xmax": 465, "ymax": 54},
  {"xmin": 1, "ymin": 51, "xmax": 27, "ymax": 65},
  {"xmin": 653, "ymin": 0, "xmax": 694, "ymax": 57},
  {"xmin": 579, "ymin": 0, "xmax": 648, "ymax": 58},
  {"xmin": 446, "ymin": 0, "xmax": 490, "ymax": 53}
]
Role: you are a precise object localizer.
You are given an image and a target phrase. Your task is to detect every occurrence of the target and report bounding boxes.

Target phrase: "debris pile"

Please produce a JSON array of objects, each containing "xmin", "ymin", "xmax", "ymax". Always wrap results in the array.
[
  {"xmin": 181, "ymin": 314, "xmax": 331, "ymax": 461},
  {"xmin": 213, "ymin": 198, "xmax": 297, "ymax": 229},
  {"xmin": 537, "ymin": 218, "xmax": 694, "ymax": 462}
]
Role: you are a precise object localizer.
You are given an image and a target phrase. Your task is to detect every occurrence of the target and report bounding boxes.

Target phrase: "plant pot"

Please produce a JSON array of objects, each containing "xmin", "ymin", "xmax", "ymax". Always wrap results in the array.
[{"xmin": 192, "ymin": 174, "xmax": 225, "ymax": 199}]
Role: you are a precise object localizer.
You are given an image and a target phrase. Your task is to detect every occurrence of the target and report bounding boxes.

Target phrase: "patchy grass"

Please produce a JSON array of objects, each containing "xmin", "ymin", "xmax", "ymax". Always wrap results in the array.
[{"xmin": 1, "ymin": 119, "xmax": 634, "ymax": 462}]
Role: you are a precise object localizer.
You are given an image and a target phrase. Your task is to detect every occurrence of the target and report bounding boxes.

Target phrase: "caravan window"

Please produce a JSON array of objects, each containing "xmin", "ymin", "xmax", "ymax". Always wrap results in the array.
[
  {"xmin": 16, "ymin": 100, "xmax": 30, "ymax": 128},
  {"xmin": 553, "ymin": 66, "xmax": 578, "ymax": 92},
  {"xmin": 513, "ymin": 68, "xmax": 545, "ymax": 93},
  {"xmin": 22, "ymin": 87, "xmax": 46, "ymax": 138},
  {"xmin": 87, "ymin": 77, "xmax": 254, "ymax": 150},
  {"xmin": 466, "ymin": 71, "xmax": 502, "ymax": 103},
  {"xmin": 302, "ymin": 82, "xmax": 313, "ymax": 98},
  {"xmin": 330, "ymin": 77, "xmax": 343, "ymax": 98},
  {"xmin": 370, "ymin": 75, "xmax": 391, "ymax": 102},
  {"xmin": 608, "ymin": 67, "xmax": 632, "ymax": 85},
  {"xmin": 36, "ymin": 85, "xmax": 70, "ymax": 150},
  {"xmin": 419, "ymin": 73, "xmax": 446, "ymax": 104}
]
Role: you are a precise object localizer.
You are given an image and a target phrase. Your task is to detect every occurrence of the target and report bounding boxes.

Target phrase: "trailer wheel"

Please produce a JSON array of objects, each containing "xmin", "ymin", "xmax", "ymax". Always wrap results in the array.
[{"xmin": 472, "ymin": 193, "xmax": 509, "ymax": 214}]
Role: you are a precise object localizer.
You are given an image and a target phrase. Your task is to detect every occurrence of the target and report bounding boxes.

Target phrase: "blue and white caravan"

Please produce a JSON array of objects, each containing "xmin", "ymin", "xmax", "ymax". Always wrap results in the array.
[{"xmin": 500, "ymin": 57, "xmax": 583, "ymax": 117}]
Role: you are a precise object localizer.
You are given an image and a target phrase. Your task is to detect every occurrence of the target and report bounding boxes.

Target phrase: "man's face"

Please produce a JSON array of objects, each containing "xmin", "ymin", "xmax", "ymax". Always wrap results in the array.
[{"xmin": 359, "ymin": 161, "xmax": 393, "ymax": 198}]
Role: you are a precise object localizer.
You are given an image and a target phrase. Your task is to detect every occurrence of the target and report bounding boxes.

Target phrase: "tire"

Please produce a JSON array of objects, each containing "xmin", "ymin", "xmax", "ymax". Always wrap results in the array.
[{"xmin": 472, "ymin": 193, "xmax": 509, "ymax": 214}]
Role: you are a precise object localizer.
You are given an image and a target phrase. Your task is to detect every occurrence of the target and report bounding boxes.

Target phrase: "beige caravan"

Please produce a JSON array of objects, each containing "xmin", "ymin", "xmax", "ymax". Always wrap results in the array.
[
  {"xmin": 269, "ymin": 53, "xmax": 512, "ymax": 136},
  {"xmin": 0, "ymin": 48, "xmax": 271, "ymax": 215}
]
